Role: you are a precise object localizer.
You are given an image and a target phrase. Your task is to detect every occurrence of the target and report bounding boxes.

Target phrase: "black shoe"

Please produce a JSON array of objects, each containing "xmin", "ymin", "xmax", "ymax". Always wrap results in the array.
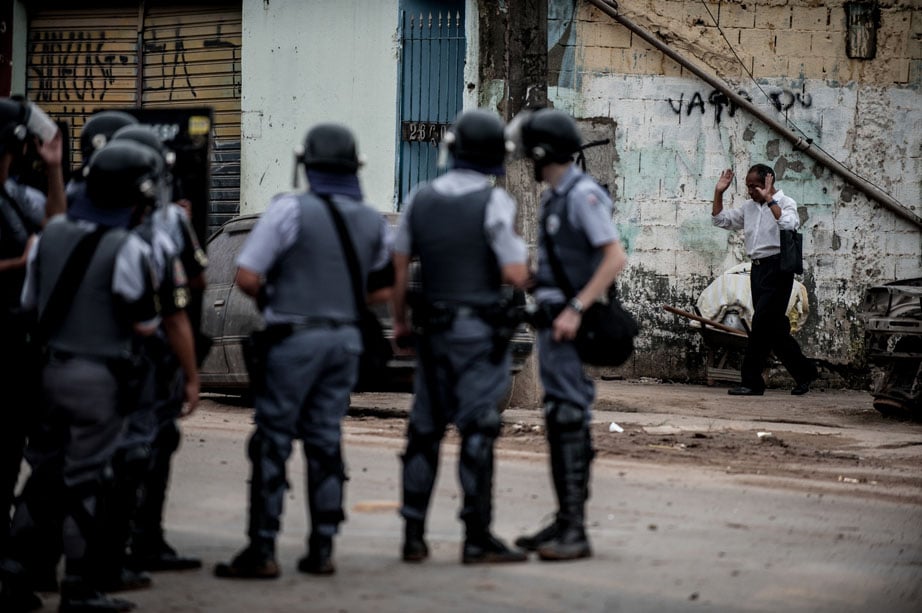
[
  {"xmin": 728, "ymin": 386, "xmax": 764, "ymax": 396},
  {"xmin": 791, "ymin": 376, "xmax": 817, "ymax": 396},
  {"xmin": 462, "ymin": 534, "xmax": 528, "ymax": 565},
  {"xmin": 58, "ymin": 578, "xmax": 135, "ymax": 613},
  {"xmin": 99, "ymin": 568, "xmax": 152, "ymax": 593},
  {"xmin": 402, "ymin": 519, "xmax": 429, "ymax": 562},
  {"xmin": 537, "ymin": 525, "xmax": 592, "ymax": 562},
  {"xmin": 0, "ymin": 585, "xmax": 42, "ymax": 613},
  {"xmin": 213, "ymin": 544, "xmax": 280, "ymax": 580},
  {"xmin": 128, "ymin": 538, "xmax": 202, "ymax": 572},
  {"xmin": 297, "ymin": 535, "xmax": 335, "ymax": 576},
  {"xmin": 514, "ymin": 519, "xmax": 561, "ymax": 552}
]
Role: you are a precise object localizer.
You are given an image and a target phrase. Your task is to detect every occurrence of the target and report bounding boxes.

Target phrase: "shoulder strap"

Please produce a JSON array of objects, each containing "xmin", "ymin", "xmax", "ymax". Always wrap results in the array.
[
  {"xmin": 317, "ymin": 194, "xmax": 365, "ymax": 316},
  {"xmin": 38, "ymin": 226, "xmax": 110, "ymax": 340},
  {"xmin": 541, "ymin": 182, "xmax": 581, "ymax": 300}
]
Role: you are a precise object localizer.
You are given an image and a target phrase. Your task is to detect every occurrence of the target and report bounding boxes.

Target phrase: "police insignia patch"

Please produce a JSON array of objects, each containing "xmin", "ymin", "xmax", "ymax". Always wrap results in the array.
[{"xmin": 174, "ymin": 287, "xmax": 190, "ymax": 309}]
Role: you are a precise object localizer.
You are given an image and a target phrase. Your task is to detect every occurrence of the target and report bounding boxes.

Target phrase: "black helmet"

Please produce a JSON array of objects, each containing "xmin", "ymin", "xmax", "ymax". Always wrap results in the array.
[
  {"xmin": 85, "ymin": 140, "xmax": 164, "ymax": 210},
  {"xmin": 520, "ymin": 108, "xmax": 582, "ymax": 164},
  {"xmin": 111, "ymin": 124, "xmax": 176, "ymax": 168},
  {"xmin": 0, "ymin": 98, "xmax": 28, "ymax": 154},
  {"xmin": 80, "ymin": 111, "xmax": 139, "ymax": 162},
  {"xmin": 444, "ymin": 109, "xmax": 507, "ymax": 168},
  {"xmin": 299, "ymin": 123, "xmax": 360, "ymax": 173}
]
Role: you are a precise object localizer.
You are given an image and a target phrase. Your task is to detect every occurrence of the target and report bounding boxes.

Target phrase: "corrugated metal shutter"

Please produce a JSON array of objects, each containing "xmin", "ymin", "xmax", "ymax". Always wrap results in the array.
[
  {"xmin": 142, "ymin": 5, "xmax": 241, "ymax": 234},
  {"xmin": 26, "ymin": 3, "xmax": 241, "ymax": 236}
]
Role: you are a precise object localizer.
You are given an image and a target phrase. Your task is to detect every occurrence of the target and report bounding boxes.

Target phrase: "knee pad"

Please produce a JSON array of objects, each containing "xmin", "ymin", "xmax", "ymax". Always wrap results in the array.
[
  {"xmin": 545, "ymin": 399, "xmax": 586, "ymax": 437},
  {"xmin": 402, "ymin": 424, "xmax": 441, "ymax": 472}
]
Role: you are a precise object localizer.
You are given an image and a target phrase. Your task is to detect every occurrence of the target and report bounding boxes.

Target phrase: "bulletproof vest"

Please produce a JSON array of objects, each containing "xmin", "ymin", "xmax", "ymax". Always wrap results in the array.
[
  {"xmin": 534, "ymin": 176, "xmax": 602, "ymax": 294},
  {"xmin": 409, "ymin": 185, "xmax": 501, "ymax": 306},
  {"xmin": 266, "ymin": 192, "xmax": 382, "ymax": 323},
  {"xmin": 37, "ymin": 218, "xmax": 133, "ymax": 359},
  {"xmin": 0, "ymin": 183, "xmax": 41, "ymax": 316}
]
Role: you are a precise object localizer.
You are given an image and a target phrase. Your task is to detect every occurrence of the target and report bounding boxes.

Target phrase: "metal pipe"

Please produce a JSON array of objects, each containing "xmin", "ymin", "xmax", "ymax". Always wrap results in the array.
[{"xmin": 585, "ymin": 0, "xmax": 922, "ymax": 229}]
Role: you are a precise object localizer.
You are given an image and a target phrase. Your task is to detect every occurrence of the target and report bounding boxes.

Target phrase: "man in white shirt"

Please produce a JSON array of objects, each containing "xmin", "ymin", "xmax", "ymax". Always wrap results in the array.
[{"xmin": 712, "ymin": 164, "xmax": 818, "ymax": 396}]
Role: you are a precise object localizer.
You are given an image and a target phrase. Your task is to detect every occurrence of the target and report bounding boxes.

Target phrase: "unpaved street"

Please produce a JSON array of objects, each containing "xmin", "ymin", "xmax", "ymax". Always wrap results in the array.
[{"xmin": 31, "ymin": 380, "xmax": 922, "ymax": 612}]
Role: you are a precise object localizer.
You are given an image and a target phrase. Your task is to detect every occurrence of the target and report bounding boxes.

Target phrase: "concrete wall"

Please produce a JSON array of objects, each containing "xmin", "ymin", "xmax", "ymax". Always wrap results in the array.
[
  {"xmin": 240, "ymin": 0, "xmax": 401, "ymax": 214},
  {"xmin": 550, "ymin": 0, "xmax": 922, "ymax": 380}
]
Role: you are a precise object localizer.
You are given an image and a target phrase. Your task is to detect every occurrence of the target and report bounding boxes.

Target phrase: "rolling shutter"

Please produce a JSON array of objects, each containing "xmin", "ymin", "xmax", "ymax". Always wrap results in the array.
[{"xmin": 26, "ymin": 3, "xmax": 241, "ymax": 235}]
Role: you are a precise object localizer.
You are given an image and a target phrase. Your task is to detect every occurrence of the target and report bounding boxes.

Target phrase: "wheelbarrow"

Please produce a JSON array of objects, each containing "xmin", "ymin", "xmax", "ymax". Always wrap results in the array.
[{"xmin": 663, "ymin": 304, "xmax": 749, "ymax": 385}]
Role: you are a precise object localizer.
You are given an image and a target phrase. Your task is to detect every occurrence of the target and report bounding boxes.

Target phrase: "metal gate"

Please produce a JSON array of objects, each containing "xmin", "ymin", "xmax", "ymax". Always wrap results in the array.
[
  {"xmin": 26, "ymin": 3, "xmax": 241, "ymax": 237},
  {"xmin": 396, "ymin": 1, "xmax": 465, "ymax": 207}
]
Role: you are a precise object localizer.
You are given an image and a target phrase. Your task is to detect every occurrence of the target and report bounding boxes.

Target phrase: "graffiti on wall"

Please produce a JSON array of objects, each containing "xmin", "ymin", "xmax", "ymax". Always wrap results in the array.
[
  {"xmin": 28, "ymin": 23, "xmax": 240, "ymax": 105},
  {"xmin": 668, "ymin": 87, "xmax": 814, "ymax": 123},
  {"xmin": 28, "ymin": 31, "xmax": 130, "ymax": 103}
]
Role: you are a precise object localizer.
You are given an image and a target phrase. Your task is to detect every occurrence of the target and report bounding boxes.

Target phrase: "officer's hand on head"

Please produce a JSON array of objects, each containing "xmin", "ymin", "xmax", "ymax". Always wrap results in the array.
[{"xmin": 35, "ymin": 130, "xmax": 63, "ymax": 168}]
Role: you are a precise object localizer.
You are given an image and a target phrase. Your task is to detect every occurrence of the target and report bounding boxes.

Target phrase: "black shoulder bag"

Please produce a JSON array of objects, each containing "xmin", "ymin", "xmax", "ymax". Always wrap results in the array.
[
  {"xmin": 779, "ymin": 229, "xmax": 803, "ymax": 275},
  {"xmin": 542, "ymin": 197, "xmax": 638, "ymax": 367},
  {"xmin": 320, "ymin": 195, "xmax": 393, "ymax": 392}
]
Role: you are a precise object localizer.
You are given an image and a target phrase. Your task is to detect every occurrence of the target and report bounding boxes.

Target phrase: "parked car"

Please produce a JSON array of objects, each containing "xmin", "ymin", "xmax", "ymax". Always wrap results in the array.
[
  {"xmin": 861, "ymin": 278, "xmax": 922, "ymax": 420},
  {"xmin": 199, "ymin": 214, "xmax": 535, "ymax": 396}
]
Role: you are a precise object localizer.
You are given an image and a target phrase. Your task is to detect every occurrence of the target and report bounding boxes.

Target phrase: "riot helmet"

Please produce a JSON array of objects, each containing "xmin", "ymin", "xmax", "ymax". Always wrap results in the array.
[
  {"xmin": 442, "ymin": 109, "xmax": 508, "ymax": 172},
  {"xmin": 79, "ymin": 111, "xmax": 139, "ymax": 164},
  {"xmin": 111, "ymin": 124, "xmax": 176, "ymax": 207},
  {"xmin": 519, "ymin": 108, "xmax": 582, "ymax": 165},
  {"xmin": 83, "ymin": 140, "xmax": 163, "ymax": 227},
  {"xmin": 297, "ymin": 123, "xmax": 361, "ymax": 174}
]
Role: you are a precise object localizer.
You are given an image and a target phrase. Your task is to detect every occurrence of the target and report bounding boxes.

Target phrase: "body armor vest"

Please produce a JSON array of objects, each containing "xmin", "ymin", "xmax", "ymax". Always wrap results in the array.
[
  {"xmin": 409, "ymin": 185, "xmax": 501, "ymax": 306},
  {"xmin": 266, "ymin": 192, "xmax": 382, "ymax": 323},
  {"xmin": 535, "ymin": 177, "xmax": 602, "ymax": 294},
  {"xmin": 37, "ymin": 218, "xmax": 133, "ymax": 358},
  {"xmin": 0, "ymin": 183, "xmax": 41, "ymax": 316}
]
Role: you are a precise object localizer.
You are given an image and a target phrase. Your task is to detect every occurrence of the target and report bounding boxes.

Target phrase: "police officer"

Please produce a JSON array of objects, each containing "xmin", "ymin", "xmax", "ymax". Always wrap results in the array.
[
  {"xmin": 109, "ymin": 125, "xmax": 205, "ymax": 576},
  {"xmin": 2, "ymin": 139, "xmax": 161, "ymax": 612},
  {"xmin": 0, "ymin": 97, "xmax": 64, "ymax": 562},
  {"xmin": 511, "ymin": 108, "xmax": 627, "ymax": 561},
  {"xmin": 214, "ymin": 123, "xmax": 392, "ymax": 579},
  {"xmin": 391, "ymin": 109, "xmax": 530, "ymax": 565},
  {"xmin": 66, "ymin": 110, "xmax": 139, "ymax": 212}
]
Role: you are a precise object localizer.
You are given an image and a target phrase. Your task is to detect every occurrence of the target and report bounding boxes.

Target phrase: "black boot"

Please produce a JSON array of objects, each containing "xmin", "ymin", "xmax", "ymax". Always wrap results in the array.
[
  {"xmin": 297, "ymin": 534, "xmax": 335, "ymax": 575},
  {"xmin": 98, "ymin": 568, "xmax": 151, "ymax": 593},
  {"xmin": 537, "ymin": 422, "xmax": 592, "ymax": 562},
  {"xmin": 58, "ymin": 576, "xmax": 135, "ymax": 613},
  {"xmin": 213, "ymin": 540, "xmax": 279, "ymax": 579},
  {"xmin": 462, "ymin": 530, "xmax": 527, "ymax": 565},
  {"xmin": 514, "ymin": 516, "xmax": 561, "ymax": 551},
  {"xmin": 401, "ymin": 518, "xmax": 429, "ymax": 562},
  {"xmin": 127, "ymin": 532, "xmax": 201, "ymax": 572},
  {"xmin": 0, "ymin": 560, "xmax": 42, "ymax": 613}
]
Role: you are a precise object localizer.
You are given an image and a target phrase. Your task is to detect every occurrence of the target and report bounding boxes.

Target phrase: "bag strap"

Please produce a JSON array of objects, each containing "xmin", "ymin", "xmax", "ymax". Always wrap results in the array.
[
  {"xmin": 317, "ymin": 194, "xmax": 366, "ymax": 317},
  {"xmin": 38, "ymin": 226, "xmax": 110, "ymax": 339}
]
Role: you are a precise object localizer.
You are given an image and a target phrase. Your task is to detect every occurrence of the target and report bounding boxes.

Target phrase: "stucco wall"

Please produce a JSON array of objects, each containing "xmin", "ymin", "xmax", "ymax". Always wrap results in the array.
[
  {"xmin": 240, "ymin": 0, "xmax": 401, "ymax": 214},
  {"xmin": 551, "ymin": 0, "xmax": 922, "ymax": 380}
]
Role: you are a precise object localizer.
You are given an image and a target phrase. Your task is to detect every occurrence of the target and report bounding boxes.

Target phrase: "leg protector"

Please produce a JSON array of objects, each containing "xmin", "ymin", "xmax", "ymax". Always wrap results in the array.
[
  {"xmin": 7, "ymin": 463, "xmax": 66, "ymax": 592},
  {"xmin": 97, "ymin": 445, "xmax": 150, "ymax": 588},
  {"xmin": 400, "ymin": 425, "xmax": 442, "ymax": 522},
  {"xmin": 132, "ymin": 421, "xmax": 180, "ymax": 545},
  {"xmin": 304, "ymin": 442, "xmax": 347, "ymax": 537},
  {"xmin": 246, "ymin": 430, "xmax": 288, "ymax": 544},
  {"xmin": 544, "ymin": 399, "xmax": 590, "ymax": 531},
  {"xmin": 458, "ymin": 410, "xmax": 500, "ymax": 539}
]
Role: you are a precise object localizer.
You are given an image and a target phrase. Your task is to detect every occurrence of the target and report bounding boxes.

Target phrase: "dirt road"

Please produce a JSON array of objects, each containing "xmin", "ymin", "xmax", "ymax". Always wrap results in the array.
[{"xmin": 29, "ymin": 380, "xmax": 922, "ymax": 612}]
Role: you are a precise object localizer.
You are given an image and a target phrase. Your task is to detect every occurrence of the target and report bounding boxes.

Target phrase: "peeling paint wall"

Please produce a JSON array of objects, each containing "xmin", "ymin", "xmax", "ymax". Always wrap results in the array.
[
  {"xmin": 552, "ymin": 0, "xmax": 922, "ymax": 381},
  {"xmin": 241, "ymin": 0, "xmax": 401, "ymax": 214}
]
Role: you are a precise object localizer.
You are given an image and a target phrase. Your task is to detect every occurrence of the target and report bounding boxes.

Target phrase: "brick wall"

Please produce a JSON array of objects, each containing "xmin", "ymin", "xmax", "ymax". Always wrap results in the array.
[{"xmin": 548, "ymin": 0, "xmax": 922, "ymax": 381}]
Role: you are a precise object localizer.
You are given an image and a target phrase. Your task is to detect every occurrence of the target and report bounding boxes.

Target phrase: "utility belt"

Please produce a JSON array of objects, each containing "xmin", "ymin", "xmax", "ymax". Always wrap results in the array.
[{"xmin": 413, "ymin": 300, "xmax": 525, "ymax": 364}]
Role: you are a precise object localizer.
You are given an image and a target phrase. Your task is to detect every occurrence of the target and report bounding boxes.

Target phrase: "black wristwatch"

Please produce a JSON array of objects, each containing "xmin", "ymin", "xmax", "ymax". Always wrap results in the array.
[{"xmin": 767, "ymin": 198, "xmax": 778, "ymax": 206}]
